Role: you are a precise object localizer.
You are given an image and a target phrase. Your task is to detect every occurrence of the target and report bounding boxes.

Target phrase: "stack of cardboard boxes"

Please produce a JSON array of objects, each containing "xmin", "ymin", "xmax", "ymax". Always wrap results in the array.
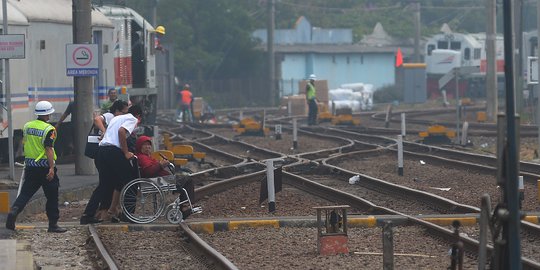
[{"xmin": 279, "ymin": 79, "xmax": 330, "ymax": 117}]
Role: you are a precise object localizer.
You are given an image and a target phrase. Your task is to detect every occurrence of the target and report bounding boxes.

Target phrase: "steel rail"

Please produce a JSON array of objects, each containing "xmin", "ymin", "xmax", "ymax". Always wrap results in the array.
[
  {"xmin": 88, "ymin": 224, "xmax": 119, "ymax": 270},
  {"xmin": 282, "ymin": 170, "xmax": 540, "ymax": 269},
  {"xmin": 179, "ymin": 222, "xmax": 239, "ymax": 270}
]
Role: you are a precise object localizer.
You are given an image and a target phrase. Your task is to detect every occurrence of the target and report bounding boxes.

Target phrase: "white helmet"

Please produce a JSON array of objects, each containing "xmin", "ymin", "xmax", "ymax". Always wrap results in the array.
[
  {"xmin": 34, "ymin": 101, "xmax": 55, "ymax": 116},
  {"xmin": 309, "ymin": 74, "xmax": 316, "ymax": 80}
]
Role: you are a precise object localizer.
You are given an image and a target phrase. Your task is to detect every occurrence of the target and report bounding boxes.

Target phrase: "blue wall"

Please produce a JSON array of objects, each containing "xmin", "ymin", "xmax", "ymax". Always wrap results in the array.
[{"xmin": 280, "ymin": 53, "xmax": 395, "ymax": 95}]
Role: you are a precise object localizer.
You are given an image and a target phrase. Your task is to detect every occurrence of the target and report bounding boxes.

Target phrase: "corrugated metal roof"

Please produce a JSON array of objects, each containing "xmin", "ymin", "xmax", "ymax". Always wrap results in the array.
[
  {"xmin": 264, "ymin": 44, "xmax": 412, "ymax": 54},
  {"xmin": 94, "ymin": 5, "xmax": 155, "ymax": 32},
  {"xmin": 0, "ymin": 2, "xmax": 28, "ymax": 26},
  {"xmin": 8, "ymin": 0, "xmax": 112, "ymax": 27}
]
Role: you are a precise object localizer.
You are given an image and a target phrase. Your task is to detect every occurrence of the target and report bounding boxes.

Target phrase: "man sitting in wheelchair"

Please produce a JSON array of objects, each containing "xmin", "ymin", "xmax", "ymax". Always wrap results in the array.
[{"xmin": 135, "ymin": 136, "xmax": 201, "ymax": 220}]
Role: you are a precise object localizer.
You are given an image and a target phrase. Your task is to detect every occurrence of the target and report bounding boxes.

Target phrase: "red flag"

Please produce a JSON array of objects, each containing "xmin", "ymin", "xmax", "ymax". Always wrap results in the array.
[{"xmin": 395, "ymin": 48, "xmax": 403, "ymax": 67}]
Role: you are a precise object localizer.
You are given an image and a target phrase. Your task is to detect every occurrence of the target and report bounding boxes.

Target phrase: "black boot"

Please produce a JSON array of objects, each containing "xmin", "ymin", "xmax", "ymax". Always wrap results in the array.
[
  {"xmin": 47, "ymin": 223, "xmax": 67, "ymax": 233},
  {"xmin": 5, "ymin": 206, "xmax": 19, "ymax": 230}
]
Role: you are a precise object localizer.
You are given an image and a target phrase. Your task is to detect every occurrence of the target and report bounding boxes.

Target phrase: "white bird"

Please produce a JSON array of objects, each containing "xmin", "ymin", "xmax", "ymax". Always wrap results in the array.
[{"xmin": 420, "ymin": 160, "xmax": 426, "ymax": 165}]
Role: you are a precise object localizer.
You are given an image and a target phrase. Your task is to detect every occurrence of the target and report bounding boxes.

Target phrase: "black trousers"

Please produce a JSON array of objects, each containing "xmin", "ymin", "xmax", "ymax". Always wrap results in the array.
[
  {"xmin": 12, "ymin": 166, "xmax": 60, "ymax": 225},
  {"xmin": 176, "ymin": 176, "xmax": 195, "ymax": 202},
  {"xmin": 308, "ymin": 99, "xmax": 318, "ymax": 125},
  {"xmin": 83, "ymin": 158, "xmax": 114, "ymax": 216}
]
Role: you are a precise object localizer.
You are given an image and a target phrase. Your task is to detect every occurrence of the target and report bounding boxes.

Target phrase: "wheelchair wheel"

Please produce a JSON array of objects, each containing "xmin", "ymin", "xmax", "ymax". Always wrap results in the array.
[
  {"xmin": 120, "ymin": 178, "xmax": 165, "ymax": 224},
  {"xmin": 166, "ymin": 207, "xmax": 183, "ymax": 224}
]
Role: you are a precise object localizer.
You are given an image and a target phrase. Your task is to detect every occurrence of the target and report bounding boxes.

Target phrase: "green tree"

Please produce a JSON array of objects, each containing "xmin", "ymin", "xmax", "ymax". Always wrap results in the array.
[{"xmin": 126, "ymin": 0, "xmax": 266, "ymax": 80}]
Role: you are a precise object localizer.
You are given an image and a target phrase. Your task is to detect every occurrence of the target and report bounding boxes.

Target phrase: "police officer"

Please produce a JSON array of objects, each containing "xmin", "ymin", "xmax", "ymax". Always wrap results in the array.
[{"xmin": 5, "ymin": 101, "xmax": 67, "ymax": 233}]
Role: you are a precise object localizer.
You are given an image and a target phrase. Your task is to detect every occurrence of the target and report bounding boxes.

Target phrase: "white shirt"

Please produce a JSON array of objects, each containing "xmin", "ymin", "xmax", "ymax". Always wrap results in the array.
[
  {"xmin": 102, "ymin": 112, "xmax": 114, "ymax": 125},
  {"xmin": 99, "ymin": 113, "xmax": 138, "ymax": 148}
]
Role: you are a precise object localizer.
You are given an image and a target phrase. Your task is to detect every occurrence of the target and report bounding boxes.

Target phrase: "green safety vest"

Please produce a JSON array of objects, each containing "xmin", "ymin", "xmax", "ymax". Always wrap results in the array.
[
  {"xmin": 23, "ymin": 119, "xmax": 57, "ymax": 163},
  {"xmin": 306, "ymin": 82, "xmax": 316, "ymax": 100}
]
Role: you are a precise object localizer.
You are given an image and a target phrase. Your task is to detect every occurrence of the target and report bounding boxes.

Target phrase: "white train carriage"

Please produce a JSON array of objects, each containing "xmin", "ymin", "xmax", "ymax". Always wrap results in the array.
[
  {"xmin": 424, "ymin": 31, "xmax": 505, "ymax": 99},
  {"xmin": 0, "ymin": 0, "xmax": 158, "ymax": 162},
  {"xmin": 425, "ymin": 31, "xmax": 505, "ymax": 75},
  {"xmin": 95, "ymin": 4, "xmax": 159, "ymax": 124}
]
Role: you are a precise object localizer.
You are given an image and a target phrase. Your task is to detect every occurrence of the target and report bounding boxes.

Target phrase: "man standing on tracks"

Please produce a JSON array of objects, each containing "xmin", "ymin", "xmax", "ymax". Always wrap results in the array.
[
  {"xmin": 6, "ymin": 101, "xmax": 67, "ymax": 233},
  {"xmin": 101, "ymin": 88, "xmax": 118, "ymax": 114},
  {"xmin": 306, "ymin": 74, "xmax": 318, "ymax": 126},
  {"xmin": 177, "ymin": 84, "xmax": 193, "ymax": 123}
]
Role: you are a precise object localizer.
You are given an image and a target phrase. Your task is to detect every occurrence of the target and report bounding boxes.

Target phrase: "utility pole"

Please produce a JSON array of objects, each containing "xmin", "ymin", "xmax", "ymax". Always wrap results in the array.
[
  {"xmin": 413, "ymin": 1, "xmax": 421, "ymax": 63},
  {"xmin": 2, "ymin": 0, "xmax": 14, "ymax": 180},
  {"xmin": 72, "ymin": 0, "xmax": 94, "ymax": 175},
  {"xmin": 537, "ymin": 0, "xmax": 540, "ymax": 157},
  {"xmin": 267, "ymin": 0, "xmax": 275, "ymax": 106},
  {"xmin": 514, "ymin": 0, "xmax": 524, "ymax": 115},
  {"xmin": 502, "ymin": 0, "xmax": 522, "ymax": 268},
  {"xmin": 151, "ymin": 0, "xmax": 157, "ymax": 26},
  {"xmin": 486, "ymin": 0, "xmax": 497, "ymax": 121}
]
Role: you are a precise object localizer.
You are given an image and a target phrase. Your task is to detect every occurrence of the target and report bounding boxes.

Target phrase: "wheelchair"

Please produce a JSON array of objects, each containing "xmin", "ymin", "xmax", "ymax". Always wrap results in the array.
[{"xmin": 119, "ymin": 156, "xmax": 202, "ymax": 224}]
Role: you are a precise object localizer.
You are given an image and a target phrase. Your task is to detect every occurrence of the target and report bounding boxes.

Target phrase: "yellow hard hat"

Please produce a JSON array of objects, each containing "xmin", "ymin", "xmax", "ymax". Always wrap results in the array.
[{"xmin": 155, "ymin": 26, "xmax": 165, "ymax": 35}]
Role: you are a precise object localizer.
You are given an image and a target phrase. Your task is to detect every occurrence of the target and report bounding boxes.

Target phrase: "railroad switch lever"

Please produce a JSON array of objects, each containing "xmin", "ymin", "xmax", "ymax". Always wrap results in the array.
[
  {"xmin": 314, "ymin": 205, "xmax": 350, "ymax": 255},
  {"xmin": 449, "ymin": 220, "xmax": 464, "ymax": 270}
]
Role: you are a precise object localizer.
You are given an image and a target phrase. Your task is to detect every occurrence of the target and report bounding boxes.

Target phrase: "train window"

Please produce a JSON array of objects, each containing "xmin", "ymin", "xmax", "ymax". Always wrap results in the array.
[
  {"xmin": 437, "ymin": 41, "xmax": 448, "ymax": 49},
  {"xmin": 464, "ymin": 48, "xmax": 470, "ymax": 60},
  {"xmin": 450, "ymin": 41, "xmax": 461, "ymax": 51},
  {"xmin": 40, "ymin": 40, "xmax": 45, "ymax": 50},
  {"xmin": 474, "ymin": 48, "xmax": 481, "ymax": 59},
  {"xmin": 427, "ymin": 44, "xmax": 435, "ymax": 56}
]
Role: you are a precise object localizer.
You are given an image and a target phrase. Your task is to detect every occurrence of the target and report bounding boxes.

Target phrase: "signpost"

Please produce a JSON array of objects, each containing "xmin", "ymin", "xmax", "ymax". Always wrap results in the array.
[
  {"xmin": 66, "ymin": 44, "xmax": 98, "ymax": 76},
  {"xmin": 0, "ymin": 32, "xmax": 25, "ymax": 180}
]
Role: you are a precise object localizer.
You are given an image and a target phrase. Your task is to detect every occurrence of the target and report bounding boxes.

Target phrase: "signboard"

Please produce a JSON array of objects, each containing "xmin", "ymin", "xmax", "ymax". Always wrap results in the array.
[
  {"xmin": 66, "ymin": 44, "xmax": 98, "ymax": 76},
  {"xmin": 527, "ymin": 56, "xmax": 538, "ymax": 85},
  {"xmin": 0, "ymin": 34, "xmax": 25, "ymax": 59}
]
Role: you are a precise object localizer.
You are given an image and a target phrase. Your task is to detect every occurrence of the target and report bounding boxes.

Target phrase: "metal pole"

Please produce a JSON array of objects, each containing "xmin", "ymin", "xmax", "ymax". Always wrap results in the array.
[
  {"xmin": 292, "ymin": 118, "xmax": 298, "ymax": 149},
  {"xmin": 73, "ymin": 0, "xmax": 95, "ymax": 175},
  {"xmin": 397, "ymin": 135, "xmax": 403, "ymax": 176},
  {"xmin": 413, "ymin": 1, "xmax": 421, "ymax": 63},
  {"xmin": 502, "ymin": 0, "xmax": 522, "ymax": 267},
  {"xmin": 2, "ymin": 0, "xmax": 14, "ymax": 180},
  {"xmin": 382, "ymin": 221, "xmax": 394, "ymax": 270},
  {"xmin": 456, "ymin": 68, "xmax": 461, "ymax": 144},
  {"xmin": 478, "ymin": 194, "xmax": 491, "ymax": 270},
  {"xmin": 267, "ymin": 0, "xmax": 275, "ymax": 106},
  {"xmin": 486, "ymin": 0, "xmax": 498, "ymax": 121},
  {"xmin": 537, "ymin": 0, "xmax": 540, "ymax": 157},
  {"xmin": 514, "ymin": 0, "xmax": 524, "ymax": 115},
  {"xmin": 265, "ymin": 159, "xmax": 275, "ymax": 212},
  {"xmin": 400, "ymin": 113, "xmax": 406, "ymax": 137}
]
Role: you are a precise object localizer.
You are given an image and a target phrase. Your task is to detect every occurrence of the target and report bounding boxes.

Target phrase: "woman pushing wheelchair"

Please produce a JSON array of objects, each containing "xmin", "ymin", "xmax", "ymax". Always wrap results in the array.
[{"xmin": 135, "ymin": 136, "xmax": 201, "ymax": 220}]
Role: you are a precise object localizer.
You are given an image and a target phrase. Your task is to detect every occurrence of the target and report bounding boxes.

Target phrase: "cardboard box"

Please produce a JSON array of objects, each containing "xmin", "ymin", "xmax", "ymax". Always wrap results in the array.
[
  {"xmin": 192, "ymin": 97, "xmax": 204, "ymax": 113},
  {"xmin": 298, "ymin": 79, "xmax": 329, "ymax": 104},
  {"xmin": 281, "ymin": 95, "xmax": 307, "ymax": 116}
]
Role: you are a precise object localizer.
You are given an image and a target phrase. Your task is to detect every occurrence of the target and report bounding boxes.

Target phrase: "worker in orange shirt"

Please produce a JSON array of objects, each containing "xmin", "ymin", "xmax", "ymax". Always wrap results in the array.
[{"xmin": 177, "ymin": 84, "xmax": 193, "ymax": 123}]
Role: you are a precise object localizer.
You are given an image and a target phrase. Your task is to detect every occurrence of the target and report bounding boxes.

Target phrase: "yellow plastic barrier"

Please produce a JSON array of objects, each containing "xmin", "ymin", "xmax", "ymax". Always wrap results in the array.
[{"xmin": 0, "ymin": 192, "xmax": 9, "ymax": 213}]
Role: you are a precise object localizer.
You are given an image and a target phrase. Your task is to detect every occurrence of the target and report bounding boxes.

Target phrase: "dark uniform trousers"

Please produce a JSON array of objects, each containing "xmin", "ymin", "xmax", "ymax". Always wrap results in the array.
[
  {"xmin": 12, "ymin": 167, "xmax": 60, "ymax": 224},
  {"xmin": 308, "ymin": 99, "xmax": 318, "ymax": 125}
]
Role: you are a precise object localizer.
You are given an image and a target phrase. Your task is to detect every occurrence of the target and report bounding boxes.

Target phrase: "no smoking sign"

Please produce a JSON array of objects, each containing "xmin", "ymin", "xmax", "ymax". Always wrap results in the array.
[{"xmin": 66, "ymin": 44, "xmax": 99, "ymax": 76}]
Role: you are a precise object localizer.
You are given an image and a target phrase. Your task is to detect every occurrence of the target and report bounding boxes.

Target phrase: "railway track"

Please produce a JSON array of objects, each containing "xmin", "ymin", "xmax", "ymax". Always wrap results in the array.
[
  {"xmin": 88, "ymin": 224, "xmax": 236, "ymax": 269},
  {"xmin": 106, "ymin": 112, "xmax": 540, "ymax": 269}
]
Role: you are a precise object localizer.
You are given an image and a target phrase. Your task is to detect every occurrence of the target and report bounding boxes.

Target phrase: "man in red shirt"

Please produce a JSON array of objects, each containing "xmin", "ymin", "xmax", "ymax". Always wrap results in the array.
[{"xmin": 177, "ymin": 84, "xmax": 193, "ymax": 123}]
